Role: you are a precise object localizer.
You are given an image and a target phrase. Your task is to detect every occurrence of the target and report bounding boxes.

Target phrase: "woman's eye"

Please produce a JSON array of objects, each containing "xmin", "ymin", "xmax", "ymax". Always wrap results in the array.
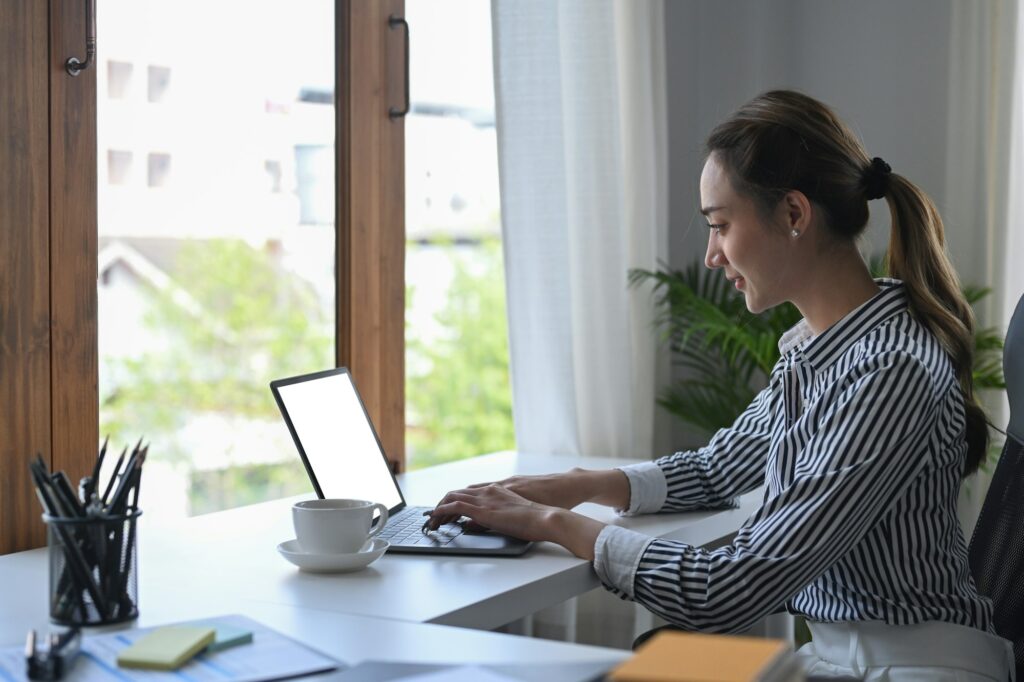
[{"xmin": 708, "ymin": 223, "xmax": 726, "ymax": 234}]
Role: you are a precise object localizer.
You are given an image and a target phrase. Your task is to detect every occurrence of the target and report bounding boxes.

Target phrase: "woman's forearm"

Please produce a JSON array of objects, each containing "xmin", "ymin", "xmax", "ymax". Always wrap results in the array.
[
  {"xmin": 570, "ymin": 467, "xmax": 631, "ymax": 510},
  {"xmin": 532, "ymin": 466, "xmax": 626, "ymax": 557},
  {"xmin": 544, "ymin": 508, "xmax": 606, "ymax": 560},
  {"xmin": 537, "ymin": 468, "xmax": 630, "ymax": 560}
]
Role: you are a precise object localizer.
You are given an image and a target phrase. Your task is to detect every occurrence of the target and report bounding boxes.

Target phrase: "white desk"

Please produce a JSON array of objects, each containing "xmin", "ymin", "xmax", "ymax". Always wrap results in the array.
[
  {"xmin": 0, "ymin": 451, "xmax": 759, "ymax": 639},
  {"xmin": 139, "ymin": 452, "xmax": 759, "ymax": 629},
  {"xmin": 0, "ymin": 588, "xmax": 628, "ymax": 674}
]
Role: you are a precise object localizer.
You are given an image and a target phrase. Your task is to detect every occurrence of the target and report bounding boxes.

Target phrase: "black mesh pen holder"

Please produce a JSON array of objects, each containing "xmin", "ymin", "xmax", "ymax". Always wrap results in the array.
[{"xmin": 43, "ymin": 509, "xmax": 142, "ymax": 626}]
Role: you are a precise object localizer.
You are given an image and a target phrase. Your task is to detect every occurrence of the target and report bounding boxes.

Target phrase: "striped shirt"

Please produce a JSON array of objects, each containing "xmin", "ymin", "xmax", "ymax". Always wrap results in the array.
[{"xmin": 593, "ymin": 279, "xmax": 995, "ymax": 634}]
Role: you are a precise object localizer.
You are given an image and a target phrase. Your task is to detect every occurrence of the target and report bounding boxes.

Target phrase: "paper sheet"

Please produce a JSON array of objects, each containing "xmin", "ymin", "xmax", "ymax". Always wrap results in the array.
[{"xmin": 0, "ymin": 614, "xmax": 339, "ymax": 682}]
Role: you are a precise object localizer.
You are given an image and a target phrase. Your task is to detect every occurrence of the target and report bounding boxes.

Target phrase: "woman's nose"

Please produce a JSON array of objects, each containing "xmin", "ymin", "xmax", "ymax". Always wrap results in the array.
[{"xmin": 705, "ymin": 234, "xmax": 724, "ymax": 270}]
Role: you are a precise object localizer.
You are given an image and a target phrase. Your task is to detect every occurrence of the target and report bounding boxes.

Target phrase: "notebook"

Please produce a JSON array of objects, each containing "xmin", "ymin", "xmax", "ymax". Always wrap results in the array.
[
  {"xmin": 270, "ymin": 367, "xmax": 532, "ymax": 556},
  {"xmin": 609, "ymin": 631, "xmax": 799, "ymax": 682}
]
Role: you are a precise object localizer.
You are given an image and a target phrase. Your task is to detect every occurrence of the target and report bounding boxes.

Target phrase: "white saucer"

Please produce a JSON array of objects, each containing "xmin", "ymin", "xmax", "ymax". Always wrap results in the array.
[{"xmin": 276, "ymin": 538, "xmax": 389, "ymax": 573}]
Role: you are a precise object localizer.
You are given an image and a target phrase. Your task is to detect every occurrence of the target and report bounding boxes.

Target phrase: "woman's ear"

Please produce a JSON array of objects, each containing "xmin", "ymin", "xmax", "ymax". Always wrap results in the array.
[{"xmin": 779, "ymin": 190, "xmax": 813, "ymax": 236}]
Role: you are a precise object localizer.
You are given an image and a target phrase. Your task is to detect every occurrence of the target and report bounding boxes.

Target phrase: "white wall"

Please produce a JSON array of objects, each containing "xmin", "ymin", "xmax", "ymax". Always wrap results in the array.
[{"xmin": 662, "ymin": 0, "xmax": 965, "ymax": 449}]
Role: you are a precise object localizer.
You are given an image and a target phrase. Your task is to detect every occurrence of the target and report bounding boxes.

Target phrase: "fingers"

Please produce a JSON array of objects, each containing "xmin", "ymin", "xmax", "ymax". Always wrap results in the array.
[
  {"xmin": 422, "ymin": 493, "xmax": 480, "ymax": 531},
  {"xmin": 423, "ymin": 484, "xmax": 521, "ymax": 531},
  {"xmin": 421, "ymin": 505, "xmax": 462, "ymax": 529},
  {"xmin": 423, "ymin": 508, "xmax": 469, "ymax": 531},
  {"xmin": 421, "ymin": 512, "xmax": 461, "ymax": 532}
]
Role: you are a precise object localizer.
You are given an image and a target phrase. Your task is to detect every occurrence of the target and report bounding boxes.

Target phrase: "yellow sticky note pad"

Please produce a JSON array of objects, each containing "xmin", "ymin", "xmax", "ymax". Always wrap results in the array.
[{"xmin": 117, "ymin": 626, "xmax": 216, "ymax": 670}]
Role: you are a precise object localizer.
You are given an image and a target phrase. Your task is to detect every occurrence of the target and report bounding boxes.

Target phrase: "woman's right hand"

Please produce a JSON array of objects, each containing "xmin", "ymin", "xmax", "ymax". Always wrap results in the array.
[
  {"xmin": 423, "ymin": 467, "xmax": 631, "ymax": 531},
  {"xmin": 465, "ymin": 469, "xmax": 592, "ymax": 510},
  {"xmin": 424, "ymin": 468, "xmax": 595, "ymax": 531}
]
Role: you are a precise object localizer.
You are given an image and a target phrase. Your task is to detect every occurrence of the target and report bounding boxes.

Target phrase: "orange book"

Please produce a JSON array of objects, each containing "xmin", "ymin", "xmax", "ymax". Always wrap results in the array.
[{"xmin": 609, "ymin": 631, "xmax": 801, "ymax": 682}]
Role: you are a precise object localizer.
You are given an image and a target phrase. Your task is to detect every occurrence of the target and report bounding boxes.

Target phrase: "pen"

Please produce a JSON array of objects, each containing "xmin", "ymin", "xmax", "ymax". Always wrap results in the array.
[
  {"xmin": 107, "ymin": 455, "xmax": 139, "ymax": 516},
  {"xmin": 87, "ymin": 435, "xmax": 109, "ymax": 503},
  {"xmin": 33, "ymin": 457, "xmax": 111, "ymax": 618},
  {"xmin": 50, "ymin": 473, "xmax": 85, "ymax": 518},
  {"xmin": 101, "ymin": 446, "xmax": 128, "ymax": 507}
]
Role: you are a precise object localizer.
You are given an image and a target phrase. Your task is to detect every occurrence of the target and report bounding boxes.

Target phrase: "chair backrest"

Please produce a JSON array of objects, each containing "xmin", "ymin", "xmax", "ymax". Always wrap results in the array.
[{"xmin": 968, "ymin": 293, "xmax": 1024, "ymax": 679}]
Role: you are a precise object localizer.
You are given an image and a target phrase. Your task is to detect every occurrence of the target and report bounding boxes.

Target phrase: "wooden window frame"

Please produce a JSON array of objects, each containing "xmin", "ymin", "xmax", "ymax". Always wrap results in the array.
[
  {"xmin": 0, "ymin": 0, "xmax": 405, "ymax": 554},
  {"xmin": 338, "ymin": 0, "xmax": 406, "ymax": 476}
]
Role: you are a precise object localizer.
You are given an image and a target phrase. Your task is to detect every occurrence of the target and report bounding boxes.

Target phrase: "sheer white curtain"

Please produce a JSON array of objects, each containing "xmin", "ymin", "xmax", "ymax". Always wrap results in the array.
[
  {"xmin": 944, "ymin": 0, "xmax": 1022, "ymax": 534},
  {"xmin": 491, "ymin": 0, "xmax": 668, "ymax": 461},
  {"xmin": 490, "ymin": 0, "xmax": 668, "ymax": 647}
]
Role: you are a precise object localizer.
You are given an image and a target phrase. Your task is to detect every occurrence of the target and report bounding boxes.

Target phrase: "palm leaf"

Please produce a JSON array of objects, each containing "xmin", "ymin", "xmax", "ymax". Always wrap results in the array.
[
  {"xmin": 962, "ymin": 285, "xmax": 992, "ymax": 307},
  {"xmin": 631, "ymin": 263, "xmax": 798, "ymax": 432}
]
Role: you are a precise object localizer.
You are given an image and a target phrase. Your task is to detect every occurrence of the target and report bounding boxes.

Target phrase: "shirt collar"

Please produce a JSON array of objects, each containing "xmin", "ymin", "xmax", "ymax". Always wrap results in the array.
[{"xmin": 777, "ymin": 279, "xmax": 908, "ymax": 370}]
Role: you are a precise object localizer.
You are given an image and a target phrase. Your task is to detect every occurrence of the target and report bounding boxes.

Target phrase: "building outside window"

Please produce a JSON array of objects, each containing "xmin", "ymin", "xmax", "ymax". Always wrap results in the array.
[{"xmin": 97, "ymin": 0, "xmax": 514, "ymax": 519}]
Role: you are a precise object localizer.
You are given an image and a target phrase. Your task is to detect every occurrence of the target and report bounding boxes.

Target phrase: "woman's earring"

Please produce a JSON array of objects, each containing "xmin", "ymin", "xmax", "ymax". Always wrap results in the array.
[{"xmin": 791, "ymin": 229, "xmax": 800, "ymax": 238}]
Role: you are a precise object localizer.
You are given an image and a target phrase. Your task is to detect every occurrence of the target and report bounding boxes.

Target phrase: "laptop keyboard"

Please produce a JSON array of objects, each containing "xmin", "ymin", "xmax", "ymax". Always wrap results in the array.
[{"xmin": 378, "ymin": 506, "xmax": 465, "ymax": 547}]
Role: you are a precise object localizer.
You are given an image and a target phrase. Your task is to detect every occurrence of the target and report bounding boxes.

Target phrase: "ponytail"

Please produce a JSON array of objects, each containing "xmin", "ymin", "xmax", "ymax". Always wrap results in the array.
[{"xmin": 884, "ymin": 175, "xmax": 988, "ymax": 476}]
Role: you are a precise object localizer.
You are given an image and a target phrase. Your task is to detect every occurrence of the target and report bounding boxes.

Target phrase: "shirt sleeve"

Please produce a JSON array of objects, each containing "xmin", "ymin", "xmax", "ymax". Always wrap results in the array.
[
  {"xmin": 597, "ymin": 351, "xmax": 941, "ymax": 633},
  {"xmin": 593, "ymin": 525, "xmax": 656, "ymax": 598},
  {"xmin": 616, "ymin": 378, "xmax": 777, "ymax": 515}
]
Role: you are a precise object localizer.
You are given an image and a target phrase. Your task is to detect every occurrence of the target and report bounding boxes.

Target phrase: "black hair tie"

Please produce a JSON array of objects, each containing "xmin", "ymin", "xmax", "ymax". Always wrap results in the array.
[{"xmin": 863, "ymin": 156, "xmax": 892, "ymax": 200}]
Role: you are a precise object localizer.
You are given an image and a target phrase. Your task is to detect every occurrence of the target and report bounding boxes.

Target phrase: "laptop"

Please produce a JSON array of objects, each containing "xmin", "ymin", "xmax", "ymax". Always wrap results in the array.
[{"xmin": 270, "ymin": 367, "xmax": 532, "ymax": 556}]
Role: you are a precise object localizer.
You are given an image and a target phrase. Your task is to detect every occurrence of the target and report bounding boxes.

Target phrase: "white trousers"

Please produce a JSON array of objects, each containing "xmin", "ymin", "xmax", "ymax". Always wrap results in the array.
[{"xmin": 795, "ymin": 620, "xmax": 1015, "ymax": 681}]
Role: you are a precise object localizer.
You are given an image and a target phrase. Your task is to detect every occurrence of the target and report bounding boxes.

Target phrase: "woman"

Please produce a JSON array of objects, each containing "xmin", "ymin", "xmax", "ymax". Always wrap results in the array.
[{"xmin": 423, "ymin": 90, "xmax": 1014, "ymax": 680}]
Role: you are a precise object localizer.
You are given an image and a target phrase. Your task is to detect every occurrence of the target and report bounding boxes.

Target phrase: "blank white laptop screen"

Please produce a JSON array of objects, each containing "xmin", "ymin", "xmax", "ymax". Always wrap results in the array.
[{"xmin": 275, "ymin": 372, "xmax": 403, "ymax": 511}]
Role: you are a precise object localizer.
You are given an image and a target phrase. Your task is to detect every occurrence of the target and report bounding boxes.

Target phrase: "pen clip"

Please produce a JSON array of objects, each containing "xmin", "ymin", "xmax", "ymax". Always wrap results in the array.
[{"xmin": 25, "ymin": 629, "xmax": 36, "ymax": 660}]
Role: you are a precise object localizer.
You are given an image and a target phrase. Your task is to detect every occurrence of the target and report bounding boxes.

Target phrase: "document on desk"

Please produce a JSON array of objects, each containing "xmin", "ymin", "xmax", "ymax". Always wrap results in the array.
[{"xmin": 0, "ymin": 614, "xmax": 341, "ymax": 682}]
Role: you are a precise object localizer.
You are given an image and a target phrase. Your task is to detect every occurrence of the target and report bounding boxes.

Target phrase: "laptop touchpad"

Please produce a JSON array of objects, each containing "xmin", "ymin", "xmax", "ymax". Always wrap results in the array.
[{"xmin": 449, "ymin": 534, "xmax": 517, "ymax": 550}]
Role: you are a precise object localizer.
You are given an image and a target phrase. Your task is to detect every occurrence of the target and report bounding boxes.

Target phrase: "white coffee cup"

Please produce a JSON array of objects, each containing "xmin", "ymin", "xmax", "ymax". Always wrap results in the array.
[{"xmin": 292, "ymin": 499, "xmax": 389, "ymax": 555}]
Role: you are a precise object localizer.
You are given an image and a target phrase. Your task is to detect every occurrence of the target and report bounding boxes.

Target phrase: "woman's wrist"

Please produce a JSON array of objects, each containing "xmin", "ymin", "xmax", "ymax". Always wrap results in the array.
[{"xmin": 544, "ymin": 508, "xmax": 605, "ymax": 561}]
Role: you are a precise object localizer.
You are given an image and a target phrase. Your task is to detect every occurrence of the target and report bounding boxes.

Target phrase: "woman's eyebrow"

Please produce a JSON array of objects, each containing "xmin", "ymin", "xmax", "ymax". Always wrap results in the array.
[{"xmin": 700, "ymin": 205, "xmax": 726, "ymax": 216}]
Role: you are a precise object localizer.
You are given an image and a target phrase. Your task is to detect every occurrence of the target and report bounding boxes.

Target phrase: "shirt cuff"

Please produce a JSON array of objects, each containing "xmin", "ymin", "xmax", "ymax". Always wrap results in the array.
[
  {"xmin": 616, "ymin": 462, "xmax": 667, "ymax": 515},
  {"xmin": 593, "ymin": 525, "xmax": 655, "ymax": 599}
]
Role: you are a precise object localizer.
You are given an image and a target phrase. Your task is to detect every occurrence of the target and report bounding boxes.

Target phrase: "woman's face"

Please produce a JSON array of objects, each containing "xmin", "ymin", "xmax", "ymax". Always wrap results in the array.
[{"xmin": 699, "ymin": 154, "xmax": 799, "ymax": 314}]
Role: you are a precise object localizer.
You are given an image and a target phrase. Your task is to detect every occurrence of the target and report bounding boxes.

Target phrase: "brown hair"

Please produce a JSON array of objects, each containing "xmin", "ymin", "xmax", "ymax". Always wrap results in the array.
[{"xmin": 705, "ymin": 89, "xmax": 987, "ymax": 476}]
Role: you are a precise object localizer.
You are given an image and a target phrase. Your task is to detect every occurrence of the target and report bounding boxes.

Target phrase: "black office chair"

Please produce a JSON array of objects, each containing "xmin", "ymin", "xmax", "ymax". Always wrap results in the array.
[{"xmin": 968, "ymin": 293, "xmax": 1024, "ymax": 680}]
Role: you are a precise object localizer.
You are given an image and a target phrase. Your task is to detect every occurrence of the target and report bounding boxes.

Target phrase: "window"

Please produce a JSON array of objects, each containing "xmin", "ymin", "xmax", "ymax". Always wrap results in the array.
[
  {"xmin": 147, "ymin": 152, "xmax": 171, "ymax": 187},
  {"xmin": 294, "ymin": 145, "xmax": 333, "ymax": 225},
  {"xmin": 265, "ymin": 160, "xmax": 283, "ymax": 193},
  {"xmin": 404, "ymin": 1, "xmax": 514, "ymax": 470},
  {"xmin": 1, "ymin": 0, "xmax": 405, "ymax": 553},
  {"xmin": 147, "ymin": 65, "xmax": 171, "ymax": 103},
  {"xmin": 98, "ymin": 0, "xmax": 336, "ymax": 522},
  {"xmin": 107, "ymin": 150, "xmax": 133, "ymax": 185},
  {"xmin": 107, "ymin": 60, "xmax": 133, "ymax": 99}
]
